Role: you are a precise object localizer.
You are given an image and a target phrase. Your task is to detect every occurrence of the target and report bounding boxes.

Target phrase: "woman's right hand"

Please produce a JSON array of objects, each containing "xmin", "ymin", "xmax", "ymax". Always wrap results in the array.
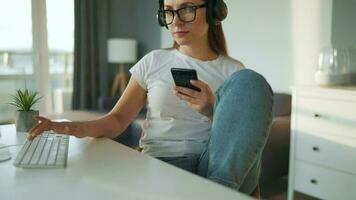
[
  {"xmin": 28, "ymin": 116, "xmax": 52, "ymax": 140},
  {"xmin": 28, "ymin": 116, "xmax": 85, "ymax": 140}
]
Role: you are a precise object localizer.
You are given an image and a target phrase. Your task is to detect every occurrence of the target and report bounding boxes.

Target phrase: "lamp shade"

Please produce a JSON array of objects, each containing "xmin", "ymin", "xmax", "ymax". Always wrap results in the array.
[{"xmin": 108, "ymin": 38, "xmax": 137, "ymax": 63}]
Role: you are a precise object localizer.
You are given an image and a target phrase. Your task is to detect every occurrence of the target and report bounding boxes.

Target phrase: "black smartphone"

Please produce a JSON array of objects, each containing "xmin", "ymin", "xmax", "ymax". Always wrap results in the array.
[{"xmin": 171, "ymin": 68, "xmax": 201, "ymax": 92}]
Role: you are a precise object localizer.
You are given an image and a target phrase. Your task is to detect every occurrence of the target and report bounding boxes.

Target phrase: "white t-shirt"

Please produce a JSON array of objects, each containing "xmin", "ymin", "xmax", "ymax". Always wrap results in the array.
[{"xmin": 129, "ymin": 48, "xmax": 244, "ymax": 157}]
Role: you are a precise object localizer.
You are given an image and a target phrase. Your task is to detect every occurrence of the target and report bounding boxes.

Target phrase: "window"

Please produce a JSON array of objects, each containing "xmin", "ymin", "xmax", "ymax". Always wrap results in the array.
[{"xmin": 0, "ymin": 0, "xmax": 74, "ymax": 124}]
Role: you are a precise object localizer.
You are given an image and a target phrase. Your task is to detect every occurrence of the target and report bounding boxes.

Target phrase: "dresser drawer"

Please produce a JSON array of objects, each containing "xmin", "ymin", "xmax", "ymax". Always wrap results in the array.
[
  {"xmin": 295, "ymin": 131, "xmax": 356, "ymax": 174},
  {"xmin": 295, "ymin": 97, "xmax": 356, "ymax": 139},
  {"xmin": 294, "ymin": 161, "xmax": 356, "ymax": 200}
]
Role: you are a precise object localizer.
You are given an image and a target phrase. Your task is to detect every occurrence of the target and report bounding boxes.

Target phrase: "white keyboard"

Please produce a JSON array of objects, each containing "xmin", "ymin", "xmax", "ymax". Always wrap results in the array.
[{"xmin": 13, "ymin": 132, "xmax": 69, "ymax": 168}]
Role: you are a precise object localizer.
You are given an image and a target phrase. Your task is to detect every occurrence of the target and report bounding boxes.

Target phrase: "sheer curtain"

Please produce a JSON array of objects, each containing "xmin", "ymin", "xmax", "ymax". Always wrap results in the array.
[{"xmin": 72, "ymin": 0, "xmax": 109, "ymax": 110}]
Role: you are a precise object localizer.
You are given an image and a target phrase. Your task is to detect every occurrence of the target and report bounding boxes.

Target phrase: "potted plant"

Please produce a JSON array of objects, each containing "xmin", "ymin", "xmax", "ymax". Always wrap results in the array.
[{"xmin": 8, "ymin": 89, "xmax": 41, "ymax": 132}]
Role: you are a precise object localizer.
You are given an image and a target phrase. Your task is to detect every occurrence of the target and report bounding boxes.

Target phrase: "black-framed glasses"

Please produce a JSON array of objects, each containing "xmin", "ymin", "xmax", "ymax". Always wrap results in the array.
[{"xmin": 158, "ymin": 4, "xmax": 207, "ymax": 26}]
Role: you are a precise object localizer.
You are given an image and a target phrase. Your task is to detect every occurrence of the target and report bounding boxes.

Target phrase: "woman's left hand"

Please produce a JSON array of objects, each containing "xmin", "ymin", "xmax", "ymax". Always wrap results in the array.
[{"xmin": 174, "ymin": 80, "xmax": 215, "ymax": 121}]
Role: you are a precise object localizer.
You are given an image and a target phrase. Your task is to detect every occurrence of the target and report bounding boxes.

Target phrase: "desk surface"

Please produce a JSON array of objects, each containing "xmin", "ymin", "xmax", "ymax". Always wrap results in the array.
[{"xmin": 0, "ymin": 124, "xmax": 250, "ymax": 200}]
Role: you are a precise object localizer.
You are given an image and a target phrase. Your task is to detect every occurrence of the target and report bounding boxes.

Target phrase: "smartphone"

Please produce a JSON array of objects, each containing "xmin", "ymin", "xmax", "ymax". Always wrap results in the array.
[{"xmin": 171, "ymin": 68, "xmax": 201, "ymax": 92}]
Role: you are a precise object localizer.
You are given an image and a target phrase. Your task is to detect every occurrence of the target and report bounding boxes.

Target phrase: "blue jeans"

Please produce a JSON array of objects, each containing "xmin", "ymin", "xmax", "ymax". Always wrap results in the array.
[{"xmin": 157, "ymin": 69, "xmax": 273, "ymax": 195}]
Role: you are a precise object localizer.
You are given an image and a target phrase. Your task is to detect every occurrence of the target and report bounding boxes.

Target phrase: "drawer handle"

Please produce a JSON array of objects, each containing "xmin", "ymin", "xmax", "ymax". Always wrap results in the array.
[
  {"xmin": 312, "ymin": 146, "xmax": 320, "ymax": 152},
  {"xmin": 310, "ymin": 179, "xmax": 318, "ymax": 184},
  {"xmin": 314, "ymin": 113, "xmax": 320, "ymax": 118}
]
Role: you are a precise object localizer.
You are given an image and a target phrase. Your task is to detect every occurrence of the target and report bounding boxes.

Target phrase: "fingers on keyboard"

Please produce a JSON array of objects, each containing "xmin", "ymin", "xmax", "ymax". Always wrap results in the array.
[{"xmin": 28, "ymin": 118, "xmax": 52, "ymax": 140}]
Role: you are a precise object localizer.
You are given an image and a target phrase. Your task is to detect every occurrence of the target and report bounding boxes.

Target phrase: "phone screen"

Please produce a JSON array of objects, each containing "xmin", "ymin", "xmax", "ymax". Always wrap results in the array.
[{"xmin": 171, "ymin": 68, "xmax": 201, "ymax": 92}]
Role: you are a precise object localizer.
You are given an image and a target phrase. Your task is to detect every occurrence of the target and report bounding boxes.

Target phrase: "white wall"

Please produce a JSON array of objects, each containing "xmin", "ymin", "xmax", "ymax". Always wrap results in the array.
[
  {"xmin": 332, "ymin": 0, "xmax": 356, "ymax": 48},
  {"xmin": 161, "ymin": 27, "xmax": 173, "ymax": 48},
  {"xmin": 224, "ymin": 0, "xmax": 293, "ymax": 93}
]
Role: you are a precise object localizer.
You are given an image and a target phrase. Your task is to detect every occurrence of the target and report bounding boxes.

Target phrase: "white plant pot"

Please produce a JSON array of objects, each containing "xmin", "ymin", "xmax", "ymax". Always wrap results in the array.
[{"xmin": 15, "ymin": 110, "xmax": 39, "ymax": 132}]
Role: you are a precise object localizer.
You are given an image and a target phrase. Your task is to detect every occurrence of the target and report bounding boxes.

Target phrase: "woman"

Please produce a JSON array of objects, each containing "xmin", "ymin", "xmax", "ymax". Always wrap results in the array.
[{"xmin": 29, "ymin": 0, "xmax": 273, "ymax": 196}]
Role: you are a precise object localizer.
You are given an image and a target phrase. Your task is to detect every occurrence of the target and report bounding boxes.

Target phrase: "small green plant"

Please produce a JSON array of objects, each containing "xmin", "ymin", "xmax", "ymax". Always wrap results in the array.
[{"xmin": 8, "ymin": 89, "xmax": 41, "ymax": 111}]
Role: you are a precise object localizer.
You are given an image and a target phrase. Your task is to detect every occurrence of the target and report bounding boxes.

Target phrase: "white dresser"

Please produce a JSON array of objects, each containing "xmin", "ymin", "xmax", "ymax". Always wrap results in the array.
[{"xmin": 288, "ymin": 86, "xmax": 356, "ymax": 200}]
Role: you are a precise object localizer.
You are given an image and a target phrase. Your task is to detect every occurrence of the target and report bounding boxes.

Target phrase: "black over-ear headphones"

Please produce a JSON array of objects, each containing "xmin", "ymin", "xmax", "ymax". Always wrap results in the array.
[
  {"xmin": 207, "ymin": 0, "xmax": 228, "ymax": 25},
  {"xmin": 157, "ymin": 0, "xmax": 228, "ymax": 28},
  {"xmin": 157, "ymin": 0, "xmax": 167, "ymax": 28}
]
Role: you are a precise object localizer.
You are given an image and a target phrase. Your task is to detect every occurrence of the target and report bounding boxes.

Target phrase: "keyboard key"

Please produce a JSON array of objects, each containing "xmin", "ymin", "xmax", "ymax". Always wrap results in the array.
[
  {"xmin": 13, "ymin": 138, "xmax": 32, "ymax": 166},
  {"xmin": 38, "ymin": 136, "xmax": 53, "ymax": 165},
  {"xmin": 20, "ymin": 136, "xmax": 41, "ymax": 165},
  {"xmin": 30, "ymin": 137, "xmax": 47, "ymax": 165},
  {"xmin": 47, "ymin": 136, "xmax": 60, "ymax": 165}
]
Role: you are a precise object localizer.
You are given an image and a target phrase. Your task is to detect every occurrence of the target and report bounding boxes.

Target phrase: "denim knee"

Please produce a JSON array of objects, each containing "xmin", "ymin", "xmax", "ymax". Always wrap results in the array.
[{"xmin": 216, "ymin": 69, "xmax": 273, "ymax": 102}]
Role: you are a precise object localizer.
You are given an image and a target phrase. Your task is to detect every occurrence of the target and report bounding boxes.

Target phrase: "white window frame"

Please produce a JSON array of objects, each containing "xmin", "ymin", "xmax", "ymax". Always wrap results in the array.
[{"xmin": 31, "ymin": 0, "xmax": 52, "ymax": 114}]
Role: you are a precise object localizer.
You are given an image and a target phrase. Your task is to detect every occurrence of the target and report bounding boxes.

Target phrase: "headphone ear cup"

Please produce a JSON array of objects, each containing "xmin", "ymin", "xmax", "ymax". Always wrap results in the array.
[
  {"xmin": 214, "ymin": 1, "xmax": 227, "ymax": 22},
  {"xmin": 157, "ymin": 0, "xmax": 168, "ymax": 28},
  {"xmin": 209, "ymin": 0, "xmax": 228, "ymax": 25},
  {"xmin": 157, "ymin": 11, "xmax": 165, "ymax": 27}
]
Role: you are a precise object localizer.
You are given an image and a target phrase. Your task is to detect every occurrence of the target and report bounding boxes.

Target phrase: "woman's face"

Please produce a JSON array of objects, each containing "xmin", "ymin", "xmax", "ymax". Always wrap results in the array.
[{"xmin": 164, "ymin": 0, "xmax": 209, "ymax": 47}]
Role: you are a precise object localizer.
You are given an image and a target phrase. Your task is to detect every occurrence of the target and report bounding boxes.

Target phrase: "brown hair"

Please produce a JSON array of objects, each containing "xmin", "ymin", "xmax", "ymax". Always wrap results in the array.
[{"xmin": 173, "ymin": 0, "xmax": 228, "ymax": 56}]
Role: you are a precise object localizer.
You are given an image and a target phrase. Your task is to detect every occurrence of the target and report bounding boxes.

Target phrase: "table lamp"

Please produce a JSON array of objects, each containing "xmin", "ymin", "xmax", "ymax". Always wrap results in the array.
[{"xmin": 108, "ymin": 38, "xmax": 137, "ymax": 96}]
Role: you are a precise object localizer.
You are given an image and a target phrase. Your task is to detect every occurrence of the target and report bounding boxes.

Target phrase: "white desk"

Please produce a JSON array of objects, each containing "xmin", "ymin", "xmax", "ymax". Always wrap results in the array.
[{"xmin": 0, "ymin": 124, "xmax": 251, "ymax": 200}]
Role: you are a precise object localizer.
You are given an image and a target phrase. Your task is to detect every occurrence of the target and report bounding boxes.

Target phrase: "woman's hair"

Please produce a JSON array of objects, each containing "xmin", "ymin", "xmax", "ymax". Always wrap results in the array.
[{"xmin": 172, "ymin": 0, "xmax": 228, "ymax": 56}]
